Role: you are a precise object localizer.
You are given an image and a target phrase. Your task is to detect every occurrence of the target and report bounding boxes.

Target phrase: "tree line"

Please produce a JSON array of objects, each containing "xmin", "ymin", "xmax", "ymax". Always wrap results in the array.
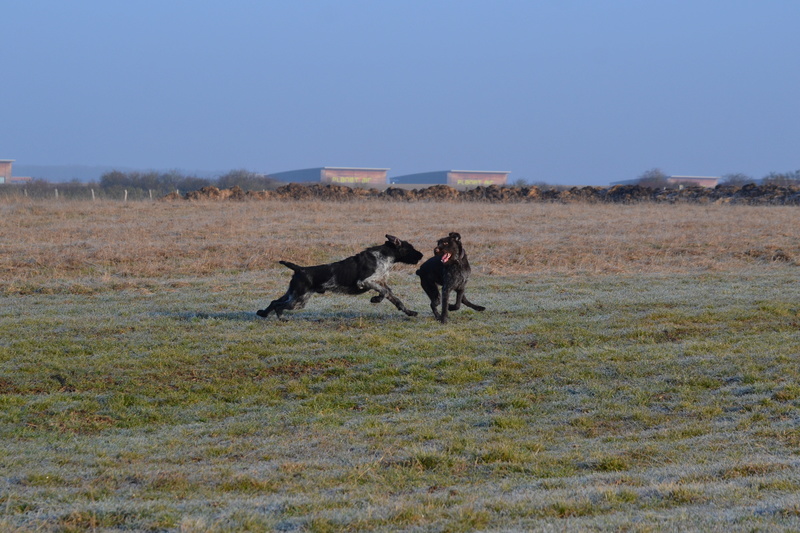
[
  {"xmin": 635, "ymin": 168, "xmax": 800, "ymax": 188},
  {"xmin": 0, "ymin": 169, "xmax": 281, "ymax": 200},
  {"xmin": 2, "ymin": 167, "xmax": 800, "ymax": 200}
]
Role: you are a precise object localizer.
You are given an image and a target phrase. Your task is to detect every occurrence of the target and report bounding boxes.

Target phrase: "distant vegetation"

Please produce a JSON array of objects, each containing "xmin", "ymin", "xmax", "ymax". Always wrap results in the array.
[
  {"xmin": 633, "ymin": 167, "xmax": 800, "ymax": 188},
  {"xmin": 0, "ymin": 169, "xmax": 281, "ymax": 199},
  {"xmin": 2, "ymin": 167, "xmax": 800, "ymax": 200},
  {"xmin": 760, "ymin": 169, "xmax": 800, "ymax": 186}
]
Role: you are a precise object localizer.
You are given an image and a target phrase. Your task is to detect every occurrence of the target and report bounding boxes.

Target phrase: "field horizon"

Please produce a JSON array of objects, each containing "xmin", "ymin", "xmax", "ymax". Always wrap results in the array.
[{"xmin": 2, "ymin": 199, "xmax": 800, "ymax": 531}]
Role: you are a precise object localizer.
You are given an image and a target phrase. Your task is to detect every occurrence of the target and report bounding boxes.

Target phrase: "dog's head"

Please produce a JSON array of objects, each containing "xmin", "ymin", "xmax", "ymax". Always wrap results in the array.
[
  {"xmin": 385, "ymin": 235, "xmax": 424, "ymax": 265},
  {"xmin": 434, "ymin": 232, "xmax": 464, "ymax": 265}
]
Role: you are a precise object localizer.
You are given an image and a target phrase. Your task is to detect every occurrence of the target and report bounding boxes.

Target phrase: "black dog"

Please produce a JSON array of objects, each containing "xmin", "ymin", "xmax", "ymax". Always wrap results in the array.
[
  {"xmin": 257, "ymin": 235, "xmax": 423, "ymax": 319},
  {"xmin": 416, "ymin": 232, "xmax": 485, "ymax": 323}
]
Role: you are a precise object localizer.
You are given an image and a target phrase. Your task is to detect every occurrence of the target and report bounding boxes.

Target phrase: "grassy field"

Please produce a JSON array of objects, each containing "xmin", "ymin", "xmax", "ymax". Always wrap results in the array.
[{"xmin": 2, "ymin": 199, "xmax": 800, "ymax": 531}]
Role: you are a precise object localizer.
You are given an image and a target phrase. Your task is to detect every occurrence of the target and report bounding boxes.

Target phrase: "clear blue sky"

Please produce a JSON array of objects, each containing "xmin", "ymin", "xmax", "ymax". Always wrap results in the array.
[{"xmin": 3, "ymin": 1, "xmax": 799, "ymax": 185}]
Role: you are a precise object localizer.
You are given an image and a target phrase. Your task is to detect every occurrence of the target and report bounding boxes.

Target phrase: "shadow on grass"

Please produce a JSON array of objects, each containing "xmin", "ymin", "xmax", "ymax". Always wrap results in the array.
[
  {"xmin": 290, "ymin": 310, "xmax": 419, "ymax": 322},
  {"xmin": 152, "ymin": 310, "xmax": 260, "ymax": 321},
  {"xmin": 154, "ymin": 308, "xmax": 419, "ymax": 323},
  {"xmin": 257, "ymin": 309, "xmax": 422, "ymax": 323}
]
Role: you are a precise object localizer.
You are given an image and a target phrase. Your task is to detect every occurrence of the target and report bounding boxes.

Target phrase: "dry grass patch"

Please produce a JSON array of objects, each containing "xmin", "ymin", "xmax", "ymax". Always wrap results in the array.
[{"xmin": 2, "ymin": 200, "xmax": 799, "ymax": 289}]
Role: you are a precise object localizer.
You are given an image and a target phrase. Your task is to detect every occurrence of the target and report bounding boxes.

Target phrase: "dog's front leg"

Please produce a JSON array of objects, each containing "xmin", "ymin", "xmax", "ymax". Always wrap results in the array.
[
  {"xmin": 440, "ymin": 284, "xmax": 451, "ymax": 323},
  {"xmin": 360, "ymin": 280, "xmax": 418, "ymax": 316},
  {"xmin": 430, "ymin": 298, "xmax": 442, "ymax": 320}
]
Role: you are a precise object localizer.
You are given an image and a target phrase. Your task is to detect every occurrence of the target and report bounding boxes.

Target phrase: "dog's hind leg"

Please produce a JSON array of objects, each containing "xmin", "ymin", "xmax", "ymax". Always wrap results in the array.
[
  {"xmin": 257, "ymin": 294, "xmax": 290, "ymax": 318},
  {"xmin": 256, "ymin": 301, "xmax": 278, "ymax": 318},
  {"xmin": 461, "ymin": 295, "xmax": 485, "ymax": 312},
  {"xmin": 448, "ymin": 290, "xmax": 465, "ymax": 312},
  {"xmin": 258, "ymin": 270, "xmax": 315, "ymax": 319},
  {"xmin": 257, "ymin": 290, "xmax": 310, "ymax": 319}
]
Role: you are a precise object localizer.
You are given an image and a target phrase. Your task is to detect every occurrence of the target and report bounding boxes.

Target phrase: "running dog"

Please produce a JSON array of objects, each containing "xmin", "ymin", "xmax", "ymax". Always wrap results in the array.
[
  {"xmin": 416, "ymin": 232, "xmax": 485, "ymax": 323},
  {"xmin": 257, "ymin": 235, "xmax": 423, "ymax": 318}
]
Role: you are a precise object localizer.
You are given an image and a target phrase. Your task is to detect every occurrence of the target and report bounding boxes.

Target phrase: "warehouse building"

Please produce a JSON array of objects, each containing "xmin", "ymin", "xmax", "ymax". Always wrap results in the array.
[
  {"xmin": 611, "ymin": 175, "xmax": 720, "ymax": 188},
  {"xmin": 0, "ymin": 160, "xmax": 13, "ymax": 184},
  {"xmin": 268, "ymin": 167, "xmax": 389, "ymax": 187},
  {"xmin": 390, "ymin": 170, "xmax": 510, "ymax": 189},
  {"xmin": 666, "ymin": 176, "xmax": 719, "ymax": 188}
]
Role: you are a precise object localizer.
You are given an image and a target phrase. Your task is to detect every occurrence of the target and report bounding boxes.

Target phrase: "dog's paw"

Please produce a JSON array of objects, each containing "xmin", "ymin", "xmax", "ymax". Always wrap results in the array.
[
  {"xmin": 256, "ymin": 309, "xmax": 269, "ymax": 318},
  {"xmin": 474, "ymin": 306, "xmax": 486, "ymax": 312},
  {"xmin": 370, "ymin": 295, "xmax": 384, "ymax": 304},
  {"xmin": 406, "ymin": 310, "xmax": 418, "ymax": 317}
]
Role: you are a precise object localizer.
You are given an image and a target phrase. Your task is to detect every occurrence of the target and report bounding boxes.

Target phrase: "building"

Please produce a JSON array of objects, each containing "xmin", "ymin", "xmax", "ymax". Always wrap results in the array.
[
  {"xmin": 666, "ymin": 176, "xmax": 719, "ymax": 188},
  {"xmin": 390, "ymin": 170, "xmax": 510, "ymax": 189},
  {"xmin": 0, "ymin": 159, "xmax": 13, "ymax": 184},
  {"xmin": 610, "ymin": 175, "xmax": 720, "ymax": 188},
  {"xmin": 268, "ymin": 167, "xmax": 389, "ymax": 187}
]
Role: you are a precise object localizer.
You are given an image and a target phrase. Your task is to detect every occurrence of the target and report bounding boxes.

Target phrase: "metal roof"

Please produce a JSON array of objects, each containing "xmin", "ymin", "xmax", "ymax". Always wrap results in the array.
[
  {"xmin": 449, "ymin": 170, "xmax": 511, "ymax": 174},
  {"xmin": 323, "ymin": 167, "xmax": 390, "ymax": 171}
]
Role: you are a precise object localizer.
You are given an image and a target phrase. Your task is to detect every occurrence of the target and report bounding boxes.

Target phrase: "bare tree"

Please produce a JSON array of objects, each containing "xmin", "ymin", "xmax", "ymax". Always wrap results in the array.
[
  {"xmin": 636, "ymin": 168, "xmax": 671, "ymax": 188},
  {"xmin": 217, "ymin": 169, "xmax": 280, "ymax": 191},
  {"xmin": 762, "ymin": 170, "xmax": 800, "ymax": 187},
  {"xmin": 720, "ymin": 173, "xmax": 755, "ymax": 187}
]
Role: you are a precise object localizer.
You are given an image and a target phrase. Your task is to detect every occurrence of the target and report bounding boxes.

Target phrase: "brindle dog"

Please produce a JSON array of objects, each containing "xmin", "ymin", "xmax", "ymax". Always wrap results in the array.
[{"xmin": 416, "ymin": 232, "xmax": 485, "ymax": 322}]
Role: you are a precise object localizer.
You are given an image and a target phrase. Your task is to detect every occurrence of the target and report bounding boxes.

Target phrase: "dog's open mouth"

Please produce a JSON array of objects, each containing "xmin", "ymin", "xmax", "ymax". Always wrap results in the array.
[{"xmin": 440, "ymin": 252, "xmax": 452, "ymax": 264}]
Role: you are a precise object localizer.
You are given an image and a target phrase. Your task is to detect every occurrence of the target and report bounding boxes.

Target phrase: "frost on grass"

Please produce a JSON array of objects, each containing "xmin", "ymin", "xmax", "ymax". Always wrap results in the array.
[{"xmin": 2, "ymin": 202, "xmax": 800, "ymax": 530}]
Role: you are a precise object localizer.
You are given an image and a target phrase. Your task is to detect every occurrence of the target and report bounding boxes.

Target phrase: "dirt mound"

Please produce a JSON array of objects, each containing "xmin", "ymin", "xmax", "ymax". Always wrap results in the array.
[{"xmin": 166, "ymin": 182, "xmax": 800, "ymax": 205}]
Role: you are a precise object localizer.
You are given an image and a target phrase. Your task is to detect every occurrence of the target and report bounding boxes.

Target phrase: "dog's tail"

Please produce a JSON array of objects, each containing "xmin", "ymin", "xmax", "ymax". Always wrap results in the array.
[{"xmin": 279, "ymin": 260, "xmax": 304, "ymax": 272}]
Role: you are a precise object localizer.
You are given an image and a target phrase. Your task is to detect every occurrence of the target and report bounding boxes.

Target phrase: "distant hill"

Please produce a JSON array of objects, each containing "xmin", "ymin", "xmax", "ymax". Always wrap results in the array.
[{"xmin": 13, "ymin": 165, "xmax": 222, "ymax": 183}]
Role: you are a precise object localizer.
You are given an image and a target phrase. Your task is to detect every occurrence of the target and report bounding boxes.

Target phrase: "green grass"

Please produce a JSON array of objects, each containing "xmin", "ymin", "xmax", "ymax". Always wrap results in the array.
[{"xmin": 2, "ymin": 268, "xmax": 800, "ymax": 530}]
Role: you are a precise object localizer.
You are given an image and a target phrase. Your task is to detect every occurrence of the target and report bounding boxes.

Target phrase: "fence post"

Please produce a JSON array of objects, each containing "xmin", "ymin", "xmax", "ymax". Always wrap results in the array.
[
  {"xmin": 55, "ymin": 188, "xmax": 59, "ymax": 199},
  {"xmin": 149, "ymin": 189, "xmax": 153, "ymax": 200},
  {"xmin": 91, "ymin": 189, "xmax": 95, "ymax": 201},
  {"xmin": 124, "ymin": 190, "xmax": 128, "ymax": 202}
]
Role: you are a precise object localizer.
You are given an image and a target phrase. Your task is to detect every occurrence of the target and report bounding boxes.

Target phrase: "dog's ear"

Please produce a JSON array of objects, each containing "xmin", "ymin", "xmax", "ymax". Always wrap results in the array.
[
  {"xmin": 449, "ymin": 232, "xmax": 461, "ymax": 242},
  {"xmin": 385, "ymin": 234, "xmax": 401, "ymax": 247}
]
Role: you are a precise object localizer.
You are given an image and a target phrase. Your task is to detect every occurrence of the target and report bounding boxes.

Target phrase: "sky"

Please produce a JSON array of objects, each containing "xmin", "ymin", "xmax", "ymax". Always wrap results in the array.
[{"xmin": 2, "ymin": 1, "xmax": 799, "ymax": 186}]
